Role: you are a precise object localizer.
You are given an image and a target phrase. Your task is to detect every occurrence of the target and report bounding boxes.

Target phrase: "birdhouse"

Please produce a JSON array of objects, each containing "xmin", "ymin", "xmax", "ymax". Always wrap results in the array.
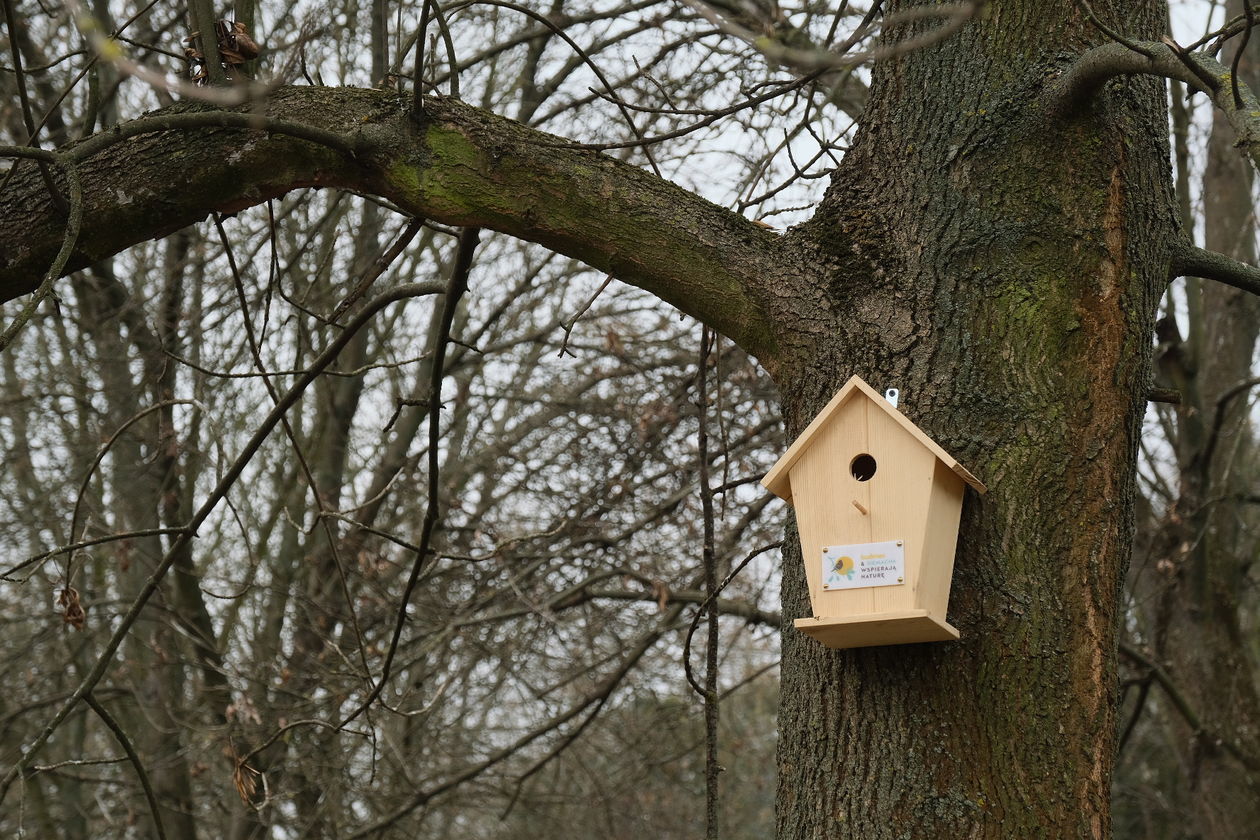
[{"xmin": 762, "ymin": 375, "xmax": 986, "ymax": 649}]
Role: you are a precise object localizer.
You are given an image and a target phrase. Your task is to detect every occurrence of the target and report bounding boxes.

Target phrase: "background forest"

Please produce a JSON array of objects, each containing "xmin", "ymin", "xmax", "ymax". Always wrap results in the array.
[{"xmin": 0, "ymin": 1, "xmax": 1256, "ymax": 838}]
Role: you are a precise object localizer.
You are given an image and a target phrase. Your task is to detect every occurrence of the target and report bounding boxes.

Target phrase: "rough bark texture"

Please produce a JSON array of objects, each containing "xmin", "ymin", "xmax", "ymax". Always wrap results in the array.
[{"xmin": 772, "ymin": 3, "xmax": 1174, "ymax": 837}]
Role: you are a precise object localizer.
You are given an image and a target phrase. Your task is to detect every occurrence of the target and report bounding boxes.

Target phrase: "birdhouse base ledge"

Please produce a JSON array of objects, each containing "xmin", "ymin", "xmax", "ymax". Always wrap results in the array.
[{"xmin": 794, "ymin": 610, "xmax": 959, "ymax": 649}]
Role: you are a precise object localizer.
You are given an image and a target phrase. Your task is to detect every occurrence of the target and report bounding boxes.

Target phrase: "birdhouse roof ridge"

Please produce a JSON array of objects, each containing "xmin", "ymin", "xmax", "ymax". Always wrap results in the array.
[{"xmin": 762, "ymin": 374, "xmax": 986, "ymax": 500}]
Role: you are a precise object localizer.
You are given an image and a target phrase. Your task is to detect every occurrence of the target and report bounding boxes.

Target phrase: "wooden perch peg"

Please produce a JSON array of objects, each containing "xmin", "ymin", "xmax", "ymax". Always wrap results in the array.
[{"xmin": 852, "ymin": 500, "xmax": 869, "ymax": 516}]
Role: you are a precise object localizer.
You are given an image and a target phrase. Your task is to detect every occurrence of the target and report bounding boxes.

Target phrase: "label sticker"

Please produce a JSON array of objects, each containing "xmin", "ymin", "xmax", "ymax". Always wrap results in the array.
[{"xmin": 821, "ymin": 540, "xmax": 905, "ymax": 590}]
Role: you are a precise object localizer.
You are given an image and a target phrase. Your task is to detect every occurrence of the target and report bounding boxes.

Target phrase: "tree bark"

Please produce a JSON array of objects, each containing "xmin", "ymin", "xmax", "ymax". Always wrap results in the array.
[
  {"xmin": 0, "ymin": 88, "xmax": 781, "ymax": 362},
  {"xmin": 773, "ymin": 3, "xmax": 1173, "ymax": 836}
]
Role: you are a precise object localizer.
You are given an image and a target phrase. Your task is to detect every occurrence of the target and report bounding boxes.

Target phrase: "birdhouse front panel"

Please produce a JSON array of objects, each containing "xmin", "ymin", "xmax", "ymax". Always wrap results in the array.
[{"xmin": 788, "ymin": 394, "xmax": 937, "ymax": 620}]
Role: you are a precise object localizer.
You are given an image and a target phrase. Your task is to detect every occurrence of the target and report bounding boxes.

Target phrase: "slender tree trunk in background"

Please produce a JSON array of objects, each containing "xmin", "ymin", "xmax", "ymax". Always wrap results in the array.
[
  {"xmin": 775, "ymin": 3, "xmax": 1173, "ymax": 836},
  {"xmin": 1139, "ymin": 2, "xmax": 1260, "ymax": 833},
  {"xmin": 74, "ymin": 274, "xmax": 200, "ymax": 840}
]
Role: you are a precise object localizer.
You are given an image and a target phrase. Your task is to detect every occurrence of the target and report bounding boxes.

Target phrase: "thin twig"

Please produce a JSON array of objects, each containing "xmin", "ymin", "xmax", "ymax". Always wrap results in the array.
[
  {"xmin": 83, "ymin": 692, "xmax": 167, "ymax": 840},
  {"xmin": 328, "ymin": 217, "xmax": 424, "ymax": 323},
  {"xmin": 0, "ymin": 0, "xmax": 66, "ymax": 209},
  {"xmin": 442, "ymin": 0, "xmax": 662, "ymax": 175},
  {"xmin": 1236, "ymin": 4, "xmax": 1256, "ymax": 108},
  {"xmin": 213, "ymin": 213, "xmax": 373, "ymax": 684},
  {"xmin": 696, "ymin": 326, "xmax": 720, "ymax": 840},
  {"xmin": 1074, "ymin": 0, "xmax": 1156, "ymax": 58},
  {"xmin": 0, "ymin": 281, "xmax": 444, "ymax": 804},
  {"xmin": 556, "ymin": 274, "xmax": 613, "ymax": 357},
  {"xmin": 338, "ymin": 226, "xmax": 482, "ymax": 729},
  {"xmin": 66, "ymin": 400, "xmax": 203, "ymax": 586},
  {"xmin": 349, "ymin": 603, "xmax": 686, "ymax": 838},
  {"xmin": 1, "ymin": 528, "xmax": 189, "ymax": 582},
  {"xmin": 412, "ymin": 0, "xmax": 433, "ymax": 113},
  {"xmin": 1119, "ymin": 643, "xmax": 1260, "ymax": 770},
  {"xmin": 0, "ymin": 157, "xmax": 81, "ymax": 351}
]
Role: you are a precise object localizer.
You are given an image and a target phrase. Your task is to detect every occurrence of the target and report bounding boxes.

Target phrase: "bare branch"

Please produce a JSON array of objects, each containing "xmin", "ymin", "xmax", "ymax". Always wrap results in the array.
[
  {"xmin": 1170, "ymin": 239, "xmax": 1260, "ymax": 296},
  {"xmin": 0, "ymin": 281, "xmax": 444, "ymax": 804},
  {"xmin": 83, "ymin": 693, "xmax": 167, "ymax": 840},
  {"xmin": 339, "ymin": 226, "xmax": 481, "ymax": 728},
  {"xmin": 0, "ymin": 89, "xmax": 782, "ymax": 361},
  {"xmin": 1120, "ymin": 643, "xmax": 1260, "ymax": 771}
]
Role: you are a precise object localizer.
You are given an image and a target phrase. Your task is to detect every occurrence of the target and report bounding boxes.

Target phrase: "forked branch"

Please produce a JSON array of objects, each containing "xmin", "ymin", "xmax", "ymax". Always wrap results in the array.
[{"xmin": 1052, "ymin": 40, "xmax": 1260, "ymax": 173}]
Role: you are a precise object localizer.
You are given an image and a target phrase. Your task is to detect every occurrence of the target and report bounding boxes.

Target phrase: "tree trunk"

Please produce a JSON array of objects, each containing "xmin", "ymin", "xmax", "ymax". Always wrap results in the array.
[
  {"xmin": 775, "ymin": 3, "xmax": 1173, "ymax": 836},
  {"xmin": 1135, "ymin": 1, "xmax": 1260, "ymax": 831}
]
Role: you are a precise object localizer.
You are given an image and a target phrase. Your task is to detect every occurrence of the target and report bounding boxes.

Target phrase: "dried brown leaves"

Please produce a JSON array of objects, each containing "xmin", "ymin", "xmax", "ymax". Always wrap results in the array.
[
  {"xmin": 57, "ymin": 586, "xmax": 86, "ymax": 630},
  {"xmin": 185, "ymin": 20, "xmax": 261, "ymax": 84}
]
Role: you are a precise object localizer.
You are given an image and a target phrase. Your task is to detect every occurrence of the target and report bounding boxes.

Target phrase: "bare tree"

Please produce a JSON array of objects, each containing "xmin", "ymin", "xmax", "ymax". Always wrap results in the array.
[{"xmin": 4, "ymin": 1, "xmax": 1260, "ymax": 838}]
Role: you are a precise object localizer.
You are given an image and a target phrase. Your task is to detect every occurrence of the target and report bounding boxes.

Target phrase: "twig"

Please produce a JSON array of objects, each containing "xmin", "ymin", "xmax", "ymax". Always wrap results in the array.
[
  {"xmin": 1200, "ymin": 376, "xmax": 1260, "ymax": 478},
  {"xmin": 83, "ymin": 692, "xmax": 167, "ymax": 840},
  {"xmin": 556, "ymin": 274, "xmax": 613, "ymax": 357},
  {"xmin": 430, "ymin": 1, "xmax": 459, "ymax": 99},
  {"xmin": 1234, "ymin": 2, "xmax": 1255, "ymax": 108},
  {"xmin": 685, "ymin": 0, "xmax": 978, "ymax": 72},
  {"xmin": 213, "ymin": 213, "xmax": 373, "ymax": 684},
  {"xmin": 0, "ymin": 157, "xmax": 81, "ymax": 351},
  {"xmin": 443, "ymin": 0, "xmax": 662, "ymax": 175},
  {"xmin": 1074, "ymin": 0, "xmax": 1155, "ymax": 58},
  {"xmin": 338, "ymin": 226, "xmax": 482, "ymax": 729},
  {"xmin": 412, "ymin": 0, "xmax": 433, "ymax": 112},
  {"xmin": 697, "ymin": 326, "xmax": 721, "ymax": 840},
  {"xmin": 1119, "ymin": 643, "xmax": 1260, "ymax": 771},
  {"xmin": 66, "ymin": 400, "xmax": 203, "ymax": 586},
  {"xmin": 349, "ymin": 603, "xmax": 686, "ymax": 838},
  {"xmin": 1, "ymin": 528, "xmax": 189, "ymax": 582},
  {"xmin": 0, "ymin": 0, "xmax": 67, "ymax": 210},
  {"xmin": 1117, "ymin": 674, "xmax": 1153, "ymax": 756},
  {"xmin": 0, "ymin": 281, "xmax": 444, "ymax": 805},
  {"xmin": 328, "ymin": 217, "xmax": 424, "ymax": 323},
  {"xmin": 64, "ymin": 111, "xmax": 356, "ymax": 163}
]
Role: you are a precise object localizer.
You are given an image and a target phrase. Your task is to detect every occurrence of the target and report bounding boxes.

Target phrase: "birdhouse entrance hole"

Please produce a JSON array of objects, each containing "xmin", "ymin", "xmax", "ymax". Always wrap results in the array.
[{"xmin": 849, "ymin": 453, "xmax": 877, "ymax": 481}]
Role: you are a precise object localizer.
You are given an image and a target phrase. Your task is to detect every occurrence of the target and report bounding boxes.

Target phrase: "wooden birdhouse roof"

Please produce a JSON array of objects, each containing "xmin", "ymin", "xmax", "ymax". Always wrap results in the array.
[{"xmin": 762, "ymin": 375, "xmax": 986, "ymax": 501}]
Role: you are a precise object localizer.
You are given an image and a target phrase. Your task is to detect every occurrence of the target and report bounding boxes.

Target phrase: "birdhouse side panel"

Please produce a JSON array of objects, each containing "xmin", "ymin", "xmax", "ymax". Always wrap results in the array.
[
  {"xmin": 786, "ymin": 399, "xmax": 873, "ymax": 618},
  {"xmin": 915, "ymin": 459, "xmax": 967, "ymax": 618}
]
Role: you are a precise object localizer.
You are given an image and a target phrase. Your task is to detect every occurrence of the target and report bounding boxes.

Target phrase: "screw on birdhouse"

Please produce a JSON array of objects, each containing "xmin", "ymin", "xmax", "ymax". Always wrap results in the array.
[
  {"xmin": 896, "ymin": 540, "xmax": 903, "ymax": 546},
  {"xmin": 884, "ymin": 388, "xmax": 899, "ymax": 408},
  {"xmin": 852, "ymin": 500, "xmax": 869, "ymax": 515}
]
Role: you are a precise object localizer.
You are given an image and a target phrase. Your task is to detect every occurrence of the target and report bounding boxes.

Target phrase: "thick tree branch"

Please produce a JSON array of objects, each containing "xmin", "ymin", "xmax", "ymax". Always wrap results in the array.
[
  {"xmin": 1170, "ymin": 239, "xmax": 1260, "ymax": 296},
  {"xmin": 1051, "ymin": 40, "xmax": 1260, "ymax": 173},
  {"xmin": 0, "ymin": 87, "xmax": 782, "ymax": 360}
]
